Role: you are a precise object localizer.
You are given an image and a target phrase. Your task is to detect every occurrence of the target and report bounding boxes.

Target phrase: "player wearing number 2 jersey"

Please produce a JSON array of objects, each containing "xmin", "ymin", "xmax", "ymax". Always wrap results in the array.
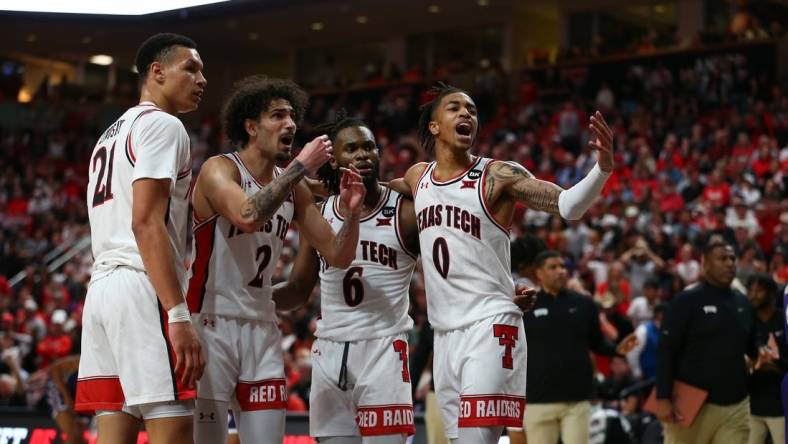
[
  {"xmin": 187, "ymin": 77, "xmax": 365, "ymax": 444},
  {"xmin": 76, "ymin": 33, "xmax": 206, "ymax": 444},
  {"xmin": 274, "ymin": 114, "xmax": 420, "ymax": 444},
  {"xmin": 392, "ymin": 84, "xmax": 615, "ymax": 444}
]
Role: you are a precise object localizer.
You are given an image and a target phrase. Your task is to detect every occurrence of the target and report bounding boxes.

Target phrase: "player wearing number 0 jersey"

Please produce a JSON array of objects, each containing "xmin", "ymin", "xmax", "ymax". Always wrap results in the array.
[
  {"xmin": 274, "ymin": 115, "xmax": 420, "ymax": 444},
  {"xmin": 188, "ymin": 77, "xmax": 365, "ymax": 444},
  {"xmin": 393, "ymin": 84, "xmax": 616, "ymax": 444},
  {"xmin": 76, "ymin": 33, "xmax": 206, "ymax": 444}
]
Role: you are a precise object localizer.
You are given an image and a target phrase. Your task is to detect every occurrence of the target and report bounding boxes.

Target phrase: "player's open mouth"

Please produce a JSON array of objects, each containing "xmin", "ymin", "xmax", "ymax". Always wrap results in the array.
[
  {"xmin": 455, "ymin": 122, "xmax": 473, "ymax": 139},
  {"xmin": 280, "ymin": 135, "xmax": 294, "ymax": 147},
  {"xmin": 355, "ymin": 163, "xmax": 373, "ymax": 175}
]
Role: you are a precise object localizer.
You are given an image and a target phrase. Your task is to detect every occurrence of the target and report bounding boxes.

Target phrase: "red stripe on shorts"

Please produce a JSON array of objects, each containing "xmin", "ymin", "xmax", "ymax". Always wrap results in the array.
[
  {"xmin": 74, "ymin": 376, "xmax": 124, "ymax": 413},
  {"xmin": 356, "ymin": 404, "xmax": 416, "ymax": 436},
  {"xmin": 236, "ymin": 379, "xmax": 288, "ymax": 411},
  {"xmin": 458, "ymin": 394, "xmax": 525, "ymax": 428},
  {"xmin": 186, "ymin": 217, "xmax": 217, "ymax": 313}
]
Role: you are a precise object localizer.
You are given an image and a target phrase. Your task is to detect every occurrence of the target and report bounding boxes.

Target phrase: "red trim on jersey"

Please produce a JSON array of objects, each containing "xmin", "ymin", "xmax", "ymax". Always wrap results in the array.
[
  {"xmin": 430, "ymin": 156, "xmax": 481, "ymax": 186},
  {"xmin": 74, "ymin": 376, "xmax": 124, "ymax": 413},
  {"xmin": 232, "ymin": 151, "xmax": 269, "ymax": 189},
  {"xmin": 394, "ymin": 194, "xmax": 418, "ymax": 260},
  {"xmin": 236, "ymin": 378, "xmax": 287, "ymax": 411},
  {"xmin": 157, "ymin": 302, "xmax": 198, "ymax": 402},
  {"xmin": 412, "ymin": 163, "xmax": 432, "ymax": 199},
  {"xmin": 479, "ymin": 160, "xmax": 511, "ymax": 235},
  {"xmin": 457, "ymin": 394, "xmax": 525, "ymax": 428},
  {"xmin": 356, "ymin": 404, "xmax": 416, "ymax": 436},
  {"xmin": 124, "ymin": 108, "xmax": 162, "ymax": 166},
  {"xmin": 187, "ymin": 217, "xmax": 218, "ymax": 313},
  {"xmin": 333, "ymin": 187, "xmax": 390, "ymax": 222},
  {"xmin": 177, "ymin": 168, "xmax": 190, "ymax": 180}
]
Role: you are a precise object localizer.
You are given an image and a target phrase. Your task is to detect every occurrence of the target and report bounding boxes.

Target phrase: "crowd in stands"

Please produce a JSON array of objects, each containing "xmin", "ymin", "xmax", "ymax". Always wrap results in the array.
[{"xmin": 0, "ymin": 37, "xmax": 786, "ymax": 442}]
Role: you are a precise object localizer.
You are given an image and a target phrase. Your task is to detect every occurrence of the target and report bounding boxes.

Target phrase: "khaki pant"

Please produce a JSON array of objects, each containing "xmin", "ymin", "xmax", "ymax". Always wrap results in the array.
[
  {"xmin": 663, "ymin": 397, "xmax": 750, "ymax": 444},
  {"xmin": 524, "ymin": 401, "xmax": 591, "ymax": 444},
  {"xmin": 426, "ymin": 391, "xmax": 450, "ymax": 444},
  {"xmin": 748, "ymin": 415, "xmax": 784, "ymax": 444}
]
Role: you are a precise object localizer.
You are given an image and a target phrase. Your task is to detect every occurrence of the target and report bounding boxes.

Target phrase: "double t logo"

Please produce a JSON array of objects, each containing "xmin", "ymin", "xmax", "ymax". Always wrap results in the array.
[{"xmin": 493, "ymin": 324, "xmax": 519, "ymax": 369}]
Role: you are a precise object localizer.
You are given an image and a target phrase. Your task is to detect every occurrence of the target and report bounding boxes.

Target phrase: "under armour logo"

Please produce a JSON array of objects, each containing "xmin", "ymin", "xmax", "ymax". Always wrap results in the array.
[
  {"xmin": 202, "ymin": 318, "xmax": 216, "ymax": 327},
  {"xmin": 703, "ymin": 305, "xmax": 717, "ymax": 314},
  {"xmin": 460, "ymin": 180, "xmax": 476, "ymax": 189},
  {"xmin": 420, "ymin": 182, "xmax": 429, "ymax": 189},
  {"xmin": 376, "ymin": 218, "xmax": 392, "ymax": 226},
  {"xmin": 198, "ymin": 412, "xmax": 216, "ymax": 421}
]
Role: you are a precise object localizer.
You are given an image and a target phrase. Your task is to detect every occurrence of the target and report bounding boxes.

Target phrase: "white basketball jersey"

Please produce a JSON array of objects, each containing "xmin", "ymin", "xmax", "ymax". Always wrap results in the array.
[
  {"xmin": 186, "ymin": 152, "xmax": 294, "ymax": 321},
  {"xmin": 414, "ymin": 157, "xmax": 518, "ymax": 331},
  {"xmin": 87, "ymin": 102, "xmax": 192, "ymax": 288},
  {"xmin": 316, "ymin": 188, "xmax": 417, "ymax": 341}
]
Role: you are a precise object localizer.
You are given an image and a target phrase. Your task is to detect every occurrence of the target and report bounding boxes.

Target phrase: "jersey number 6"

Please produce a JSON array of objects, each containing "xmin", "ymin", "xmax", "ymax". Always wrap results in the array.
[{"xmin": 343, "ymin": 266, "xmax": 364, "ymax": 306}]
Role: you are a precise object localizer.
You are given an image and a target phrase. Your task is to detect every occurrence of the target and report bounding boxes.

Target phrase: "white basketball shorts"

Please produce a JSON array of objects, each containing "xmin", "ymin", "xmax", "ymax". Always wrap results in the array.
[
  {"xmin": 310, "ymin": 333, "xmax": 415, "ymax": 438},
  {"xmin": 194, "ymin": 313, "xmax": 286, "ymax": 411},
  {"xmin": 433, "ymin": 312, "xmax": 527, "ymax": 439},
  {"xmin": 76, "ymin": 266, "xmax": 196, "ymax": 413}
]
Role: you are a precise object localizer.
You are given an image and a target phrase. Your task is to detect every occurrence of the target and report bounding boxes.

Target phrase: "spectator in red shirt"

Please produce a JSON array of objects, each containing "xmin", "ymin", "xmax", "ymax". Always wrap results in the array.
[
  {"xmin": 702, "ymin": 170, "xmax": 731, "ymax": 207},
  {"xmin": 36, "ymin": 309, "xmax": 72, "ymax": 368}
]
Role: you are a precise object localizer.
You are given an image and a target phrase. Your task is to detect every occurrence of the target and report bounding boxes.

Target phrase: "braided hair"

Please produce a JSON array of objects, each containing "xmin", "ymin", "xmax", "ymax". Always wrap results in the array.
[
  {"xmin": 314, "ymin": 111, "xmax": 372, "ymax": 195},
  {"xmin": 417, "ymin": 82, "xmax": 479, "ymax": 153}
]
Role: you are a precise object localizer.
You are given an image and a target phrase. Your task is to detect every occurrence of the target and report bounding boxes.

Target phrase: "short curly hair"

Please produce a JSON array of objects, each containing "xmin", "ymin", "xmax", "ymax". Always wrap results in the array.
[{"xmin": 221, "ymin": 76, "xmax": 309, "ymax": 147}]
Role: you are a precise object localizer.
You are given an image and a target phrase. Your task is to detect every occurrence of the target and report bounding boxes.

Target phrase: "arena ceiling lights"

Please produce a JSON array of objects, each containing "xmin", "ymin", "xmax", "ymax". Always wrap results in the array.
[{"xmin": 0, "ymin": 0, "xmax": 230, "ymax": 15}]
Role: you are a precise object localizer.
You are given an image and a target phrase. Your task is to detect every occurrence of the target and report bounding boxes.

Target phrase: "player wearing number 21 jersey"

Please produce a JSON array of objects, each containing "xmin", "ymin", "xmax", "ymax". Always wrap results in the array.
[
  {"xmin": 392, "ymin": 84, "xmax": 615, "ymax": 444},
  {"xmin": 275, "ymin": 115, "xmax": 420, "ymax": 444},
  {"xmin": 187, "ymin": 77, "xmax": 365, "ymax": 444},
  {"xmin": 77, "ymin": 33, "xmax": 207, "ymax": 444}
]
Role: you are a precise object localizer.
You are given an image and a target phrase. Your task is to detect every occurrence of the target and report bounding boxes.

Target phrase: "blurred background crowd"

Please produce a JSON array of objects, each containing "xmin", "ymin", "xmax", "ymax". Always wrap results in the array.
[{"xmin": 0, "ymin": 0, "xmax": 787, "ymax": 443}]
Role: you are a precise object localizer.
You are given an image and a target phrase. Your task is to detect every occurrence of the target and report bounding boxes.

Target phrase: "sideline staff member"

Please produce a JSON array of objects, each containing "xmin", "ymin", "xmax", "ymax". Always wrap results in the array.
[{"xmin": 655, "ymin": 240, "xmax": 768, "ymax": 444}]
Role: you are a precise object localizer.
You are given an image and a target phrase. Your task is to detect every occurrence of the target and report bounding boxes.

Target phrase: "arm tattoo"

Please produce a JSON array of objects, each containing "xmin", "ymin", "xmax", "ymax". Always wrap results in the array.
[
  {"xmin": 487, "ymin": 162, "xmax": 562, "ymax": 215},
  {"xmin": 333, "ymin": 212, "xmax": 359, "ymax": 252},
  {"xmin": 241, "ymin": 160, "xmax": 306, "ymax": 223}
]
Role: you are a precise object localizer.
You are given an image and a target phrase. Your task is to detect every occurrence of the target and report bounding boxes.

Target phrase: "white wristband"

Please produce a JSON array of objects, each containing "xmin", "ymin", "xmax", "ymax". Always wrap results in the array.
[
  {"xmin": 557, "ymin": 163, "xmax": 611, "ymax": 220},
  {"xmin": 167, "ymin": 302, "xmax": 191, "ymax": 324}
]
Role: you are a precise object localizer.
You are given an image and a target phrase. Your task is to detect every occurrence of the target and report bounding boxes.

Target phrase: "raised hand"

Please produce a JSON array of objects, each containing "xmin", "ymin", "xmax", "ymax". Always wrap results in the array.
[
  {"xmin": 339, "ymin": 165, "xmax": 366, "ymax": 216},
  {"xmin": 588, "ymin": 111, "xmax": 614, "ymax": 173},
  {"xmin": 296, "ymin": 134, "xmax": 333, "ymax": 175}
]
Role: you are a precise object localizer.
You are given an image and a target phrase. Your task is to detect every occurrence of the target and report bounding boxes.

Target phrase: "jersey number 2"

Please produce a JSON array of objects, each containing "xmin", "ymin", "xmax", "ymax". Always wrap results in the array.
[
  {"xmin": 248, "ymin": 245, "xmax": 272, "ymax": 288},
  {"xmin": 91, "ymin": 142, "xmax": 116, "ymax": 207}
]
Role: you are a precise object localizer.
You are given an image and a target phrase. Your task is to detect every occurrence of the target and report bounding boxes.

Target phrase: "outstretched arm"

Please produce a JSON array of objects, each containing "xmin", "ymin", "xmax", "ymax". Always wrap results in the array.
[
  {"xmin": 486, "ymin": 111, "xmax": 614, "ymax": 220},
  {"xmin": 272, "ymin": 236, "xmax": 320, "ymax": 311}
]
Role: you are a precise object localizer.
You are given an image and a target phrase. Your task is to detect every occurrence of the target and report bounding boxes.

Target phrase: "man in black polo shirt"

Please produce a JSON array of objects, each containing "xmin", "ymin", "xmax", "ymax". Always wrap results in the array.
[
  {"xmin": 655, "ymin": 240, "xmax": 768, "ymax": 444},
  {"xmin": 746, "ymin": 273, "xmax": 785, "ymax": 444},
  {"xmin": 523, "ymin": 250, "xmax": 637, "ymax": 444}
]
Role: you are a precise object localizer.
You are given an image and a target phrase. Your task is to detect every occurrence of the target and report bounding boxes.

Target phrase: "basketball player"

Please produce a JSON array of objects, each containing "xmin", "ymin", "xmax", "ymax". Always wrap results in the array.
[
  {"xmin": 76, "ymin": 33, "xmax": 206, "ymax": 444},
  {"xmin": 187, "ymin": 77, "xmax": 365, "ymax": 444},
  {"xmin": 395, "ymin": 84, "xmax": 614, "ymax": 444},
  {"xmin": 274, "ymin": 114, "xmax": 420, "ymax": 443}
]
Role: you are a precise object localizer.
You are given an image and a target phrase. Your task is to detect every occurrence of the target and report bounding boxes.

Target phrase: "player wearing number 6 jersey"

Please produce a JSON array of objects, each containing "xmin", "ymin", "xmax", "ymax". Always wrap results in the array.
[
  {"xmin": 390, "ymin": 84, "xmax": 615, "ymax": 444},
  {"xmin": 274, "ymin": 114, "xmax": 420, "ymax": 444},
  {"xmin": 187, "ymin": 77, "xmax": 365, "ymax": 444}
]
